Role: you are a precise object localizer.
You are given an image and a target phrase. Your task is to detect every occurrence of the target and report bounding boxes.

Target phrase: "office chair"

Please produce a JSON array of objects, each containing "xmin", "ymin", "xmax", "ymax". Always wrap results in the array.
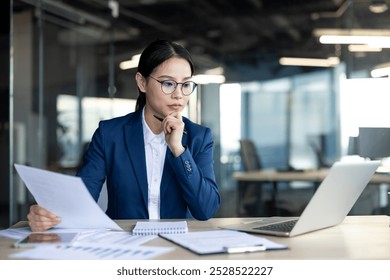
[
  {"xmin": 239, "ymin": 139, "xmax": 262, "ymax": 171},
  {"xmin": 238, "ymin": 139, "xmax": 269, "ymax": 216},
  {"xmin": 238, "ymin": 139, "xmax": 293, "ymax": 217}
]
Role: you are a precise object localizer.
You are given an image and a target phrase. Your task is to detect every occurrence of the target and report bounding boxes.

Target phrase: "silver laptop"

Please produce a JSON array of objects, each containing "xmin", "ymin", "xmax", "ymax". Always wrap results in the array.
[{"xmin": 223, "ymin": 160, "xmax": 381, "ymax": 237}]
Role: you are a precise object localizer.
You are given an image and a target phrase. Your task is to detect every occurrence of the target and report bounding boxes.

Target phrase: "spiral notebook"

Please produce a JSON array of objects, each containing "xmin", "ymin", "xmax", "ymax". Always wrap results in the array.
[{"xmin": 132, "ymin": 221, "xmax": 188, "ymax": 235}]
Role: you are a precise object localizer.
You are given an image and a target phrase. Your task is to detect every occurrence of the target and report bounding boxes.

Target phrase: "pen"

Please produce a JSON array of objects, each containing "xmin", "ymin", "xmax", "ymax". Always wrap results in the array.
[
  {"xmin": 223, "ymin": 244, "xmax": 266, "ymax": 254},
  {"xmin": 153, "ymin": 114, "xmax": 164, "ymax": 122},
  {"xmin": 153, "ymin": 114, "xmax": 187, "ymax": 135}
]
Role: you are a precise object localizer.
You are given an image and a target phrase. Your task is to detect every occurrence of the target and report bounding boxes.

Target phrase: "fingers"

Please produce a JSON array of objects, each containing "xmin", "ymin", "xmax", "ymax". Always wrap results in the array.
[
  {"xmin": 27, "ymin": 205, "xmax": 61, "ymax": 232},
  {"xmin": 162, "ymin": 112, "xmax": 184, "ymax": 135},
  {"xmin": 162, "ymin": 112, "xmax": 185, "ymax": 157}
]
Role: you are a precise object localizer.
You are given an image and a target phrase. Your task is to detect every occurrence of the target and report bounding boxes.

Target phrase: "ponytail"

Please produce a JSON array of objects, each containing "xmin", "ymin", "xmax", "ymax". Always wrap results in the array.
[{"xmin": 135, "ymin": 92, "xmax": 146, "ymax": 111}]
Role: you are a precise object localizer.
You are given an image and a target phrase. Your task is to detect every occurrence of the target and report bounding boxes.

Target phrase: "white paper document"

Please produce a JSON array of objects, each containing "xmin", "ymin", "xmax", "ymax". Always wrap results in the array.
[
  {"xmin": 0, "ymin": 227, "xmax": 33, "ymax": 240},
  {"xmin": 9, "ymin": 244, "xmax": 174, "ymax": 260},
  {"xmin": 160, "ymin": 230, "xmax": 288, "ymax": 255},
  {"xmin": 9, "ymin": 231, "xmax": 165, "ymax": 260},
  {"xmin": 14, "ymin": 164, "xmax": 122, "ymax": 231}
]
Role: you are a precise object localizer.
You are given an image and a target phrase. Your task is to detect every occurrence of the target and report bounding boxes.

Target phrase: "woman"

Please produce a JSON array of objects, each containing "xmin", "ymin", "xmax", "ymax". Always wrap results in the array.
[{"xmin": 27, "ymin": 39, "xmax": 221, "ymax": 232}]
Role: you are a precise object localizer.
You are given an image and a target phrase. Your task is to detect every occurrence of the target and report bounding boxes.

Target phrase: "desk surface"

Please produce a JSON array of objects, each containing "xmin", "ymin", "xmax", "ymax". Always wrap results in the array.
[
  {"xmin": 1, "ymin": 216, "xmax": 389, "ymax": 260},
  {"xmin": 233, "ymin": 169, "xmax": 390, "ymax": 184}
]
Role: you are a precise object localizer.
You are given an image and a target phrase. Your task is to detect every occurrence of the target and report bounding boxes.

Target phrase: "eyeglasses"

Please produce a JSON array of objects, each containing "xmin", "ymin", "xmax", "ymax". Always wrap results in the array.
[{"xmin": 149, "ymin": 76, "xmax": 197, "ymax": 96}]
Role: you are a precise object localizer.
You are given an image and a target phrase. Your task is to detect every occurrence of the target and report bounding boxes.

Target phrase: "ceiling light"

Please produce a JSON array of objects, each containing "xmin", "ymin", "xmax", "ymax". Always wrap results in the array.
[
  {"xmin": 371, "ymin": 63, "xmax": 390, "ymax": 77},
  {"xmin": 314, "ymin": 29, "xmax": 390, "ymax": 47},
  {"xmin": 192, "ymin": 74, "xmax": 226, "ymax": 84},
  {"xmin": 319, "ymin": 35, "xmax": 390, "ymax": 46},
  {"xmin": 348, "ymin": 44, "xmax": 382, "ymax": 52},
  {"xmin": 371, "ymin": 67, "xmax": 390, "ymax": 77},
  {"xmin": 279, "ymin": 57, "xmax": 340, "ymax": 67},
  {"xmin": 369, "ymin": 0, "xmax": 388, "ymax": 13},
  {"xmin": 314, "ymin": 28, "xmax": 390, "ymax": 37},
  {"xmin": 119, "ymin": 54, "xmax": 141, "ymax": 70},
  {"xmin": 205, "ymin": 67, "xmax": 224, "ymax": 75}
]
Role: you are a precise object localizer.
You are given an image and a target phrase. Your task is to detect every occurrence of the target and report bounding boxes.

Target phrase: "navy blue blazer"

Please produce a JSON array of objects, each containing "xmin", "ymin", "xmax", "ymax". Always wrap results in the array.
[{"xmin": 76, "ymin": 110, "xmax": 220, "ymax": 220}]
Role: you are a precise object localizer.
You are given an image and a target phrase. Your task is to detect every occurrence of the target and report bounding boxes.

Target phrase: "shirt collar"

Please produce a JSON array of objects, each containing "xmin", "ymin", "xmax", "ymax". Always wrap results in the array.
[{"xmin": 142, "ymin": 108, "xmax": 165, "ymax": 145}]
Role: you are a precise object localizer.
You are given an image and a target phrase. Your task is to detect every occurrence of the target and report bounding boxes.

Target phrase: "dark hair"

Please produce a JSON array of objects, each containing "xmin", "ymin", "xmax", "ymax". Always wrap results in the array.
[{"xmin": 135, "ymin": 40, "xmax": 194, "ymax": 111}]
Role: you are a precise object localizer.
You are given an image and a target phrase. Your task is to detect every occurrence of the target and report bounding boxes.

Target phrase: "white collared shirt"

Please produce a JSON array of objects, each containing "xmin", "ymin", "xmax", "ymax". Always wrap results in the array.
[{"xmin": 142, "ymin": 109, "xmax": 167, "ymax": 219}]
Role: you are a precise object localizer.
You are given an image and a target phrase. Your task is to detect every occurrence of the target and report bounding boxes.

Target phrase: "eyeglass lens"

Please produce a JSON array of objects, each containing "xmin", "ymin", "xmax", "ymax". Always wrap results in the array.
[{"xmin": 161, "ymin": 80, "xmax": 197, "ymax": 95}]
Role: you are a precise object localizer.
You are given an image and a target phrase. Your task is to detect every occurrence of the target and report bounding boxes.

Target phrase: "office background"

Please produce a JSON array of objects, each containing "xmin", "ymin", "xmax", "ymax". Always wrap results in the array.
[{"xmin": 1, "ymin": 0, "xmax": 390, "ymax": 228}]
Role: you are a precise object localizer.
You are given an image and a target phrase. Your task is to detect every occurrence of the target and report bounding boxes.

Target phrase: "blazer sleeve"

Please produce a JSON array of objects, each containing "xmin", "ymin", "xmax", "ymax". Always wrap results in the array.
[
  {"xmin": 166, "ymin": 127, "xmax": 221, "ymax": 220},
  {"xmin": 76, "ymin": 123, "xmax": 107, "ymax": 201}
]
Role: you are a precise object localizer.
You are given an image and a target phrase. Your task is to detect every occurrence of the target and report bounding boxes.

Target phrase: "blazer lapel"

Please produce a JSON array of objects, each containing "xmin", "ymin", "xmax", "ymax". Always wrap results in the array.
[
  {"xmin": 124, "ymin": 112, "xmax": 148, "ymax": 209},
  {"xmin": 160, "ymin": 123, "xmax": 189, "ymax": 199}
]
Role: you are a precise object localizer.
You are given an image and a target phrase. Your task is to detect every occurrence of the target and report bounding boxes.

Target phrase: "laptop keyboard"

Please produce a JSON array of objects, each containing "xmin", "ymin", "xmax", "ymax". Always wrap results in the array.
[{"xmin": 253, "ymin": 219, "xmax": 298, "ymax": 232}]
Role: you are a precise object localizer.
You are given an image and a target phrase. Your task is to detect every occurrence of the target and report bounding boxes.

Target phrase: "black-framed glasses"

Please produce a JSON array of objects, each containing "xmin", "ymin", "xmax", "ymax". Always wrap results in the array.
[{"xmin": 149, "ymin": 76, "xmax": 197, "ymax": 96}]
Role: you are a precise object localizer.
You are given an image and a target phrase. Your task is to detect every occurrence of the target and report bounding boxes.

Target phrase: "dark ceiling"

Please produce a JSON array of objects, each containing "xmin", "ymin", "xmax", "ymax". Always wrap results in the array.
[{"xmin": 17, "ymin": 0, "xmax": 390, "ymax": 81}]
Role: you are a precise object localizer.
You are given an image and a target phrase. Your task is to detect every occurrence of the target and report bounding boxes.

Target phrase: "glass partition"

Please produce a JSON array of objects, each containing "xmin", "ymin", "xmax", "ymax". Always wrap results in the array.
[{"xmin": 10, "ymin": 1, "xmax": 139, "ymax": 224}]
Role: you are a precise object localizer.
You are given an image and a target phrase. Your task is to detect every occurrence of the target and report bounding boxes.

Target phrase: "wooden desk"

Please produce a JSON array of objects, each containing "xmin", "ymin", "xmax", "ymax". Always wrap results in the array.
[
  {"xmin": 1, "ymin": 216, "xmax": 389, "ymax": 259},
  {"xmin": 233, "ymin": 169, "xmax": 390, "ymax": 215}
]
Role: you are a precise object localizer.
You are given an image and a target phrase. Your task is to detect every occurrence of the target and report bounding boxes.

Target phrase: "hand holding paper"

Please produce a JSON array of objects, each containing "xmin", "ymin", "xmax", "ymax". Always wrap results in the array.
[
  {"xmin": 14, "ymin": 164, "xmax": 122, "ymax": 231},
  {"xmin": 28, "ymin": 204, "xmax": 62, "ymax": 232}
]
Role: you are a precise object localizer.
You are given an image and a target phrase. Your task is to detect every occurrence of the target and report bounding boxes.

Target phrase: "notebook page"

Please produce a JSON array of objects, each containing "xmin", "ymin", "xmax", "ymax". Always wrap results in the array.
[{"xmin": 132, "ymin": 221, "xmax": 188, "ymax": 235}]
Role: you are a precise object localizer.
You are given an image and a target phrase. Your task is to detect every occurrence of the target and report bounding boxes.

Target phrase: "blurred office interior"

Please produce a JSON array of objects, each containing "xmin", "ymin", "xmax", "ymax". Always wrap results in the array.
[{"xmin": 1, "ymin": 0, "xmax": 390, "ymax": 228}]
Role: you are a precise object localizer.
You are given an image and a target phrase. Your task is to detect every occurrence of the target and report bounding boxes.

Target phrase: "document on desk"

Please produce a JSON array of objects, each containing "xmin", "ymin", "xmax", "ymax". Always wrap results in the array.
[
  {"xmin": 9, "ymin": 244, "xmax": 173, "ymax": 260},
  {"xmin": 9, "ymin": 231, "xmax": 166, "ymax": 260},
  {"xmin": 159, "ymin": 230, "xmax": 288, "ymax": 255},
  {"xmin": 14, "ymin": 164, "xmax": 122, "ymax": 231},
  {"xmin": 5, "ymin": 227, "xmax": 167, "ymax": 260}
]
